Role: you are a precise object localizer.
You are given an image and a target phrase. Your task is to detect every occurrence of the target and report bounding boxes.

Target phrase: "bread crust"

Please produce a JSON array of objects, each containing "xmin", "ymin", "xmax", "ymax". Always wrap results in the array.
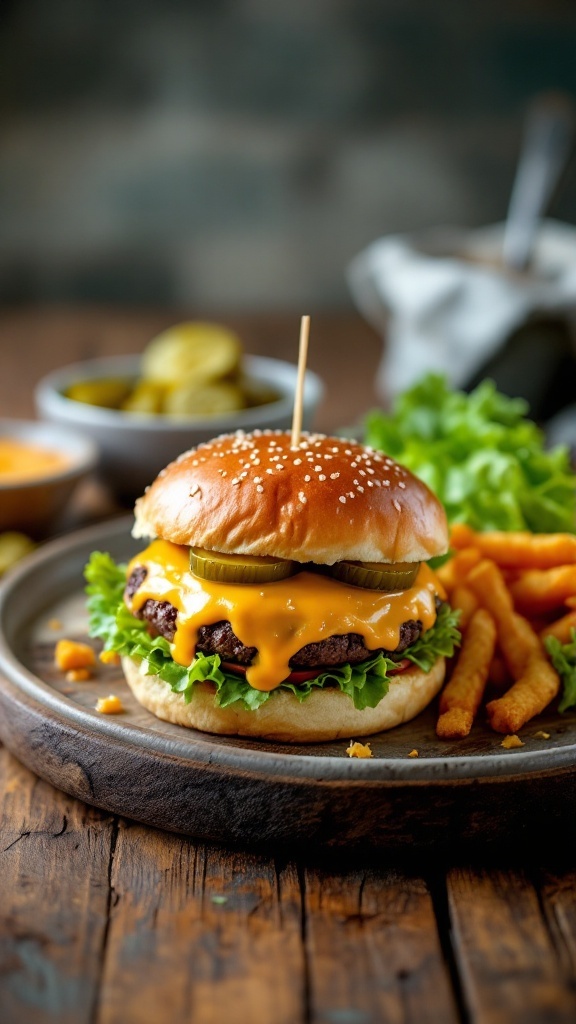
[
  {"xmin": 122, "ymin": 655, "xmax": 446, "ymax": 743},
  {"xmin": 132, "ymin": 430, "xmax": 448, "ymax": 565}
]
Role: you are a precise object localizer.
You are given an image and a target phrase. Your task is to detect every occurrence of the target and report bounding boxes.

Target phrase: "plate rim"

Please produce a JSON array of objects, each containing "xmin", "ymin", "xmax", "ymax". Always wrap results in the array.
[{"xmin": 0, "ymin": 516, "xmax": 575, "ymax": 783}]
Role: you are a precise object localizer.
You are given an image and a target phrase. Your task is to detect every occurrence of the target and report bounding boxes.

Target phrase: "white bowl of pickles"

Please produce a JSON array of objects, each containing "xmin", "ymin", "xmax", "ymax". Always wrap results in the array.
[{"xmin": 35, "ymin": 323, "xmax": 325, "ymax": 499}]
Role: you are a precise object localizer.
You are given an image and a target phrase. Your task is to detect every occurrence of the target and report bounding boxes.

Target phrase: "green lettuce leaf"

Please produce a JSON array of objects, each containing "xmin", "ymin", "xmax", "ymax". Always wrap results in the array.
[
  {"xmin": 85, "ymin": 551, "xmax": 461, "ymax": 713},
  {"xmin": 364, "ymin": 374, "xmax": 576, "ymax": 534},
  {"xmin": 544, "ymin": 631, "xmax": 576, "ymax": 713}
]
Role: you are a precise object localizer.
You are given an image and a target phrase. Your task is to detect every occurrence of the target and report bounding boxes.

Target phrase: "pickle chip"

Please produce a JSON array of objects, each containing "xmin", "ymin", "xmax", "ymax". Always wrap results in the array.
[
  {"xmin": 329, "ymin": 560, "xmax": 421, "ymax": 591},
  {"xmin": 0, "ymin": 532, "xmax": 35, "ymax": 577},
  {"xmin": 190, "ymin": 548, "xmax": 296, "ymax": 584},
  {"xmin": 65, "ymin": 378, "xmax": 132, "ymax": 409},
  {"xmin": 142, "ymin": 322, "xmax": 242, "ymax": 387},
  {"xmin": 121, "ymin": 381, "xmax": 166, "ymax": 415},
  {"xmin": 164, "ymin": 382, "xmax": 245, "ymax": 418}
]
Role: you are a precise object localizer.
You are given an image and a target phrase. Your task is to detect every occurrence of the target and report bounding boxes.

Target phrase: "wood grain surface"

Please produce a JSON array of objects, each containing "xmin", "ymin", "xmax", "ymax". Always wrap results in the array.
[
  {"xmin": 1, "ymin": 743, "xmax": 576, "ymax": 1024},
  {"xmin": 2, "ymin": 308, "xmax": 576, "ymax": 1022}
]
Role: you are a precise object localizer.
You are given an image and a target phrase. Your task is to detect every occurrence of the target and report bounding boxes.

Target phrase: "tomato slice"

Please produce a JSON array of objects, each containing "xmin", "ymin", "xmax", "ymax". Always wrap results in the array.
[{"xmin": 220, "ymin": 658, "xmax": 411, "ymax": 683}]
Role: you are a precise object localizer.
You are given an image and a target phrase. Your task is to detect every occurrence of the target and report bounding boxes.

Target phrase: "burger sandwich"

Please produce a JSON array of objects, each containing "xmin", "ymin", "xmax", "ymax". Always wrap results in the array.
[{"xmin": 86, "ymin": 430, "xmax": 460, "ymax": 742}]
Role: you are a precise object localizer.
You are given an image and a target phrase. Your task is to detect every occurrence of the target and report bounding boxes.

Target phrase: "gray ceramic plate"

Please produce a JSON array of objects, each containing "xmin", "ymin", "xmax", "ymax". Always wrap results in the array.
[{"xmin": 0, "ymin": 518, "xmax": 575, "ymax": 848}]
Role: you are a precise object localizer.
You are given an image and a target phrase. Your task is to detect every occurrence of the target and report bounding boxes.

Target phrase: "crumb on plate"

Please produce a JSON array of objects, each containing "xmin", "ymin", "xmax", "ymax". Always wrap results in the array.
[
  {"xmin": 96, "ymin": 695, "xmax": 125, "ymax": 714},
  {"xmin": 346, "ymin": 741, "xmax": 373, "ymax": 759},
  {"xmin": 48, "ymin": 618, "xmax": 63, "ymax": 631},
  {"xmin": 99, "ymin": 649, "xmax": 121, "ymax": 666},
  {"xmin": 501, "ymin": 734, "xmax": 524, "ymax": 749},
  {"xmin": 65, "ymin": 668, "xmax": 91, "ymax": 683},
  {"xmin": 55, "ymin": 639, "xmax": 96, "ymax": 672},
  {"xmin": 408, "ymin": 749, "xmax": 419, "ymax": 758},
  {"xmin": 534, "ymin": 730, "xmax": 551, "ymax": 740}
]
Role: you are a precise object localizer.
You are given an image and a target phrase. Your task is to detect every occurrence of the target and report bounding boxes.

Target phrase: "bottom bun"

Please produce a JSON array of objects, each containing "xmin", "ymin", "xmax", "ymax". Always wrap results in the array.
[{"xmin": 122, "ymin": 655, "xmax": 446, "ymax": 743}]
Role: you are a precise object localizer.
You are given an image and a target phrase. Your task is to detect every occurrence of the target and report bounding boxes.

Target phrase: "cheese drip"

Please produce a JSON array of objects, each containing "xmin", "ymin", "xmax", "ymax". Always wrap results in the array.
[{"xmin": 127, "ymin": 540, "xmax": 442, "ymax": 692}]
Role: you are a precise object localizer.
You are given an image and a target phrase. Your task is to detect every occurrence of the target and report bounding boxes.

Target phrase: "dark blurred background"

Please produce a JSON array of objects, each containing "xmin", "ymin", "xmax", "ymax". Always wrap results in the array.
[{"xmin": 1, "ymin": 0, "xmax": 576, "ymax": 310}]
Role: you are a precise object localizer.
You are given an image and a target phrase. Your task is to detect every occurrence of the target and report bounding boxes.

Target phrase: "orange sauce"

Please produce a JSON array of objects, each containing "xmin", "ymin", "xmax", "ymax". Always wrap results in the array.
[
  {"xmin": 0, "ymin": 438, "xmax": 70, "ymax": 484},
  {"xmin": 127, "ymin": 540, "xmax": 443, "ymax": 692}
]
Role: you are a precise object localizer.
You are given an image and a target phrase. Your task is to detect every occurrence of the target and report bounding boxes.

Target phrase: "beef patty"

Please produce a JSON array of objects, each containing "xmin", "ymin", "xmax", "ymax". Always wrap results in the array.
[{"xmin": 125, "ymin": 565, "xmax": 424, "ymax": 668}]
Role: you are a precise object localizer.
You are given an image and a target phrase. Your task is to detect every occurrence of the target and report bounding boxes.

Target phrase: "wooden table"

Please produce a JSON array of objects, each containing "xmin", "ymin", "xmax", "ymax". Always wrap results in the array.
[{"xmin": 1, "ymin": 308, "xmax": 575, "ymax": 1024}]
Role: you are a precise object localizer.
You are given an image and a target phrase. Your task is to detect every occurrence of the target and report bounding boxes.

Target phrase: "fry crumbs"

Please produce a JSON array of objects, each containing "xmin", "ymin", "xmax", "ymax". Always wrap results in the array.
[
  {"xmin": 501, "ymin": 734, "xmax": 524, "ymax": 749},
  {"xmin": 99, "ymin": 650, "xmax": 121, "ymax": 666},
  {"xmin": 534, "ymin": 730, "xmax": 551, "ymax": 740},
  {"xmin": 346, "ymin": 741, "xmax": 373, "ymax": 759},
  {"xmin": 48, "ymin": 618, "xmax": 63, "ymax": 631},
  {"xmin": 408, "ymin": 749, "xmax": 419, "ymax": 758},
  {"xmin": 65, "ymin": 668, "xmax": 91, "ymax": 683},
  {"xmin": 55, "ymin": 639, "xmax": 96, "ymax": 671},
  {"xmin": 96, "ymin": 695, "xmax": 124, "ymax": 714}
]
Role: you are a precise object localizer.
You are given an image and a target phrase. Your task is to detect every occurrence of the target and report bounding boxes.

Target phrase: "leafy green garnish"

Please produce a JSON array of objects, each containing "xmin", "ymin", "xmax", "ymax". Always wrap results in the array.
[
  {"xmin": 85, "ymin": 551, "xmax": 460, "ymax": 713},
  {"xmin": 364, "ymin": 374, "xmax": 576, "ymax": 533},
  {"xmin": 545, "ymin": 631, "xmax": 576, "ymax": 712}
]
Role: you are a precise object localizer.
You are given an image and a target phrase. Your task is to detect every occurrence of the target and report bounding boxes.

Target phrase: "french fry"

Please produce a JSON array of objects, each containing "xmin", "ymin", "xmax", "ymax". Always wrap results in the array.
[
  {"xmin": 450, "ymin": 584, "xmax": 478, "ymax": 631},
  {"xmin": 436, "ymin": 548, "xmax": 481, "ymax": 593},
  {"xmin": 466, "ymin": 560, "xmax": 541, "ymax": 678},
  {"xmin": 450, "ymin": 526, "xmax": 576, "ymax": 568},
  {"xmin": 509, "ymin": 566, "xmax": 576, "ymax": 616},
  {"xmin": 540, "ymin": 610, "xmax": 576, "ymax": 644},
  {"xmin": 488, "ymin": 653, "xmax": 512, "ymax": 691},
  {"xmin": 437, "ymin": 608, "xmax": 497, "ymax": 738},
  {"xmin": 486, "ymin": 654, "xmax": 560, "ymax": 734}
]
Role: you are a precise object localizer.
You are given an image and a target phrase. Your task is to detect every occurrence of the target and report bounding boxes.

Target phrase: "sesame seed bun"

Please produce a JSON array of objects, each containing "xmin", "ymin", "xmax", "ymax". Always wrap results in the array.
[
  {"xmin": 133, "ymin": 430, "xmax": 448, "ymax": 564},
  {"xmin": 122, "ymin": 655, "xmax": 446, "ymax": 743}
]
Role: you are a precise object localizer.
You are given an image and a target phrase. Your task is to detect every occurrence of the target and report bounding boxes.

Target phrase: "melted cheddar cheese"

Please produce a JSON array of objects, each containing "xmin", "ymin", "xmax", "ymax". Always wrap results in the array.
[{"xmin": 126, "ymin": 540, "xmax": 443, "ymax": 692}]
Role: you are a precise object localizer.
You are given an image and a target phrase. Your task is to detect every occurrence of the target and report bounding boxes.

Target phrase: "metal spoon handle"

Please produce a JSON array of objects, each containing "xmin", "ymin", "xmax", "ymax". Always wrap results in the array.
[{"xmin": 502, "ymin": 92, "xmax": 574, "ymax": 271}]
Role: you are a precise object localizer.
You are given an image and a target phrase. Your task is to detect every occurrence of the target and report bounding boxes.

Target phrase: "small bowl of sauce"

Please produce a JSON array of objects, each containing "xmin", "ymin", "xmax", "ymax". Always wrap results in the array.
[{"xmin": 0, "ymin": 421, "xmax": 98, "ymax": 534}]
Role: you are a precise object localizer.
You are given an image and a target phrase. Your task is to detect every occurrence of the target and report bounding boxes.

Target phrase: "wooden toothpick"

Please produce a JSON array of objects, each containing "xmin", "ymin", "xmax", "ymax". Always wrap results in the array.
[{"xmin": 290, "ymin": 315, "xmax": 310, "ymax": 449}]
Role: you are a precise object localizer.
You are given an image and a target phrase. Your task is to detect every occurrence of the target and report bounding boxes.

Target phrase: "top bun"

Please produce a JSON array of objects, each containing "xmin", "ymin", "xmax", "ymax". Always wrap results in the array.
[{"xmin": 133, "ymin": 430, "xmax": 448, "ymax": 565}]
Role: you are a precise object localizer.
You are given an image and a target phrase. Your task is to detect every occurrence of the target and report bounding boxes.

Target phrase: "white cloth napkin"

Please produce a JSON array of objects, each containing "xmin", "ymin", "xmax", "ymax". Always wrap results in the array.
[{"xmin": 348, "ymin": 219, "xmax": 576, "ymax": 402}]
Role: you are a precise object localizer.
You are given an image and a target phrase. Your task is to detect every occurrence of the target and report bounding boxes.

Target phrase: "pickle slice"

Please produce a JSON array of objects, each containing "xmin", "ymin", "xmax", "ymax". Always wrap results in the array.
[
  {"xmin": 142, "ymin": 323, "xmax": 241, "ymax": 387},
  {"xmin": 190, "ymin": 547, "xmax": 296, "ymax": 584},
  {"xmin": 329, "ymin": 560, "xmax": 420, "ymax": 591}
]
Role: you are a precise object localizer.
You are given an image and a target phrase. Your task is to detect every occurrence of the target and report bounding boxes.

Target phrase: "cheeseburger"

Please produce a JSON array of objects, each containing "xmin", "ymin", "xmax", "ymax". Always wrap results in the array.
[{"xmin": 86, "ymin": 430, "xmax": 460, "ymax": 742}]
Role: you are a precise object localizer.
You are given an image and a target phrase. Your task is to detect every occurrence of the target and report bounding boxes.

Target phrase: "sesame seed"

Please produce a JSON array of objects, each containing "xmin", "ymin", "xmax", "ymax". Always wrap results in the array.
[
  {"xmin": 252, "ymin": 458, "xmax": 260, "ymax": 465},
  {"xmin": 298, "ymin": 492, "xmax": 307, "ymax": 504},
  {"xmin": 232, "ymin": 478, "xmax": 240, "ymax": 486},
  {"xmin": 359, "ymin": 469, "xmax": 366, "ymax": 477},
  {"xmin": 293, "ymin": 458, "xmax": 302, "ymax": 465},
  {"xmin": 351, "ymin": 462, "xmax": 357, "ymax": 468},
  {"xmin": 382, "ymin": 480, "xmax": 390, "ymax": 487},
  {"xmin": 314, "ymin": 465, "xmax": 322, "ymax": 472},
  {"xmin": 319, "ymin": 474, "xmax": 326, "ymax": 481},
  {"xmin": 398, "ymin": 481, "xmax": 406, "ymax": 489},
  {"xmin": 266, "ymin": 468, "xmax": 273, "ymax": 475},
  {"xmin": 189, "ymin": 484, "xmax": 200, "ymax": 497},
  {"xmin": 375, "ymin": 480, "xmax": 382, "ymax": 488},
  {"xmin": 339, "ymin": 496, "xmax": 347, "ymax": 504},
  {"xmin": 367, "ymin": 468, "xmax": 375, "ymax": 475},
  {"xmin": 349, "ymin": 492, "xmax": 355, "ymax": 499},
  {"xmin": 332, "ymin": 447, "xmax": 339, "ymax": 453},
  {"xmin": 330, "ymin": 472, "xmax": 340, "ymax": 480},
  {"xmin": 304, "ymin": 474, "xmax": 311, "ymax": 482},
  {"xmin": 254, "ymin": 476, "xmax": 262, "ymax": 483},
  {"xmin": 256, "ymin": 484, "xmax": 264, "ymax": 493},
  {"xmin": 393, "ymin": 499, "xmax": 402, "ymax": 512},
  {"xmin": 358, "ymin": 486, "xmax": 364, "ymax": 493},
  {"xmin": 353, "ymin": 479, "xmax": 359, "ymax": 486},
  {"xmin": 192, "ymin": 460, "xmax": 199, "ymax": 467},
  {"xmin": 276, "ymin": 464, "xmax": 284, "ymax": 470},
  {"xmin": 367, "ymin": 481, "xmax": 374, "ymax": 488}
]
